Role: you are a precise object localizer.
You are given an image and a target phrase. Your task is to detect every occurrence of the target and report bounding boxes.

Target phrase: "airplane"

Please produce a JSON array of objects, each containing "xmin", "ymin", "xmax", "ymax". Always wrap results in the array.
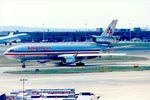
[
  {"xmin": 3, "ymin": 19, "xmax": 126, "ymax": 68},
  {"xmin": 0, "ymin": 32, "xmax": 30, "ymax": 45},
  {"xmin": 92, "ymin": 19, "xmax": 118, "ymax": 45}
]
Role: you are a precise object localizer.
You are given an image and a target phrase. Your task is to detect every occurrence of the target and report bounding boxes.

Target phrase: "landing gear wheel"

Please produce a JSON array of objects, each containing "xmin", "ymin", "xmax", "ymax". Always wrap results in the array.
[
  {"xmin": 76, "ymin": 62, "xmax": 85, "ymax": 66},
  {"xmin": 9, "ymin": 43, "xmax": 12, "ymax": 45},
  {"xmin": 22, "ymin": 64, "xmax": 26, "ymax": 68},
  {"xmin": 21, "ymin": 61, "xmax": 26, "ymax": 68}
]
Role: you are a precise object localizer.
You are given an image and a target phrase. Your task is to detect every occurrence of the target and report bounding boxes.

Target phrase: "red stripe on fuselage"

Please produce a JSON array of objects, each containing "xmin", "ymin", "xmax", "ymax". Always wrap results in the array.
[{"xmin": 5, "ymin": 51, "xmax": 100, "ymax": 56}]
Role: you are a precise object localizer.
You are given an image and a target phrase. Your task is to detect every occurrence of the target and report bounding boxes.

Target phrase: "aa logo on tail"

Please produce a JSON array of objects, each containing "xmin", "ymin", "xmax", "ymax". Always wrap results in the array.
[{"xmin": 106, "ymin": 27, "xmax": 112, "ymax": 35}]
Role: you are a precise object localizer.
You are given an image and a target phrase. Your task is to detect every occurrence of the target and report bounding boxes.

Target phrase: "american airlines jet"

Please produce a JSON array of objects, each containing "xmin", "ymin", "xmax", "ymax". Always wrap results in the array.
[
  {"xmin": 4, "ymin": 19, "xmax": 125, "ymax": 68},
  {"xmin": 92, "ymin": 19, "xmax": 118, "ymax": 45},
  {"xmin": 0, "ymin": 32, "xmax": 30, "ymax": 45}
]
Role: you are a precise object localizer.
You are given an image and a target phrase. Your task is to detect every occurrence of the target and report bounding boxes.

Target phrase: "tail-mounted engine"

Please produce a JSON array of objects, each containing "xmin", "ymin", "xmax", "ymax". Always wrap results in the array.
[{"xmin": 92, "ymin": 35, "xmax": 117, "ymax": 44}]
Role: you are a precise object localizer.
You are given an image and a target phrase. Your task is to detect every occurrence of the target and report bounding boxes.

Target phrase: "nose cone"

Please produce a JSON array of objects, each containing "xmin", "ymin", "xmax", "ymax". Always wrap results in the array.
[
  {"xmin": 20, "ymin": 33, "xmax": 30, "ymax": 38},
  {"xmin": 24, "ymin": 34, "xmax": 30, "ymax": 39},
  {"xmin": 27, "ymin": 34, "xmax": 30, "ymax": 38},
  {"xmin": 25, "ymin": 34, "xmax": 30, "ymax": 37},
  {"xmin": 3, "ymin": 51, "xmax": 8, "ymax": 56},
  {"xmin": 3, "ymin": 51, "xmax": 10, "ymax": 58},
  {"xmin": 3, "ymin": 51, "xmax": 15, "ymax": 60}
]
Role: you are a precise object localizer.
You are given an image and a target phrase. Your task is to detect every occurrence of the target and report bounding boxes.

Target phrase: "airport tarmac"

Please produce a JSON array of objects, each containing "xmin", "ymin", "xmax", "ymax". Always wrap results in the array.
[
  {"xmin": 0, "ymin": 70, "xmax": 150, "ymax": 100},
  {"xmin": 0, "ymin": 43, "xmax": 149, "ymax": 100}
]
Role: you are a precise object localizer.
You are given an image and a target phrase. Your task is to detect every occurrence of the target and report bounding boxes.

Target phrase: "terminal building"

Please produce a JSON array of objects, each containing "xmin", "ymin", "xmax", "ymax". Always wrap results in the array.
[
  {"xmin": 0, "ymin": 27, "xmax": 150, "ymax": 42},
  {"xmin": 6, "ymin": 89, "xmax": 100, "ymax": 100}
]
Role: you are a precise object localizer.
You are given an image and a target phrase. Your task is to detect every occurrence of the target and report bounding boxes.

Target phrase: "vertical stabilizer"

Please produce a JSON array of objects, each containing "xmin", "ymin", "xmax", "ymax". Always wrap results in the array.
[
  {"xmin": 8, "ymin": 32, "xmax": 14, "ymax": 36},
  {"xmin": 101, "ymin": 19, "xmax": 118, "ymax": 37}
]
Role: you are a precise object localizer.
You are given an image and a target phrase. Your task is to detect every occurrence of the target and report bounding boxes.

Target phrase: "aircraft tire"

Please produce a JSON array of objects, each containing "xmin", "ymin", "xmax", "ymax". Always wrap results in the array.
[
  {"xmin": 9, "ymin": 43, "xmax": 12, "ymax": 45},
  {"xmin": 22, "ymin": 64, "xmax": 26, "ymax": 68}
]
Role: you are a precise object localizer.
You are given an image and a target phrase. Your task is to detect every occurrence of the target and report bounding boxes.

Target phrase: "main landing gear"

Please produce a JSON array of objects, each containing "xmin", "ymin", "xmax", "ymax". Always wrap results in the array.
[
  {"xmin": 4, "ymin": 43, "xmax": 12, "ymax": 45},
  {"xmin": 76, "ymin": 62, "xmax": 85, "ymax": 66},
  {"xmin": 58, "ymin": 62, "xmax": 85, "ymax": 66}
]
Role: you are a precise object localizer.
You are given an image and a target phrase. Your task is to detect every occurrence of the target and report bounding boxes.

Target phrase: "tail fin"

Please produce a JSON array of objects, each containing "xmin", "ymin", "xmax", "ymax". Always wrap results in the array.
[
  {"xmin": 101, "ymin": 19, "xmax": 118, "ymax": 37},
  {"xmin": 8, "ymin": 32, "xmax": 14, "ymax": 36}
]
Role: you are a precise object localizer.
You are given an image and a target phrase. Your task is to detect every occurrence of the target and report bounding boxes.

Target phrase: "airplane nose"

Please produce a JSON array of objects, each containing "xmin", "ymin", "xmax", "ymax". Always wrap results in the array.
[
  {"xmin": 3, "ymin": 51, "xmax": 15, "ymax": 60},
  {"xmin": 3, "ymin": 51, "xmax": 11, "ymax": 58},
  {"xmin": 27, "ymin": 34, "xmax": 30, "ymax": 37},
  {"xmin": 3, "ymin": 51, "xmax": 8, "ymax": 56}
]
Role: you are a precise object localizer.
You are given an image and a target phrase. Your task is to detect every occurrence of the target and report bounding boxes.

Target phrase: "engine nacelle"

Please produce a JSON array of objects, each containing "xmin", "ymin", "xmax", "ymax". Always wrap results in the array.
[
  {"xmin": 62, "ymin": 56, "xmax": 76, "ymax": 64},
  {"xmin": 92, "ymin": 36, "xmax": 117, "ymax": 44}
]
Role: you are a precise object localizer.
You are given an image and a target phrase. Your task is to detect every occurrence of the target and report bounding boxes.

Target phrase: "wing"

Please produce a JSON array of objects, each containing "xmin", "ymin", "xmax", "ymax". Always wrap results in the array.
[
  {"xmin": 57, "ymin": 53, "xmax": 126, "ymax": 64},
  {"xmin": 76, "ymin": 53, "xmax": 126, "ymax": 57},
  {"xmin": 58, "ymin": 53, "xmax": 126, "ymax": 58}
]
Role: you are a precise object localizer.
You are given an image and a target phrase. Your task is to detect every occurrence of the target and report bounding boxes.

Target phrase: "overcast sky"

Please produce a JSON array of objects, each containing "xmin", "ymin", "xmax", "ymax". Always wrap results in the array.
[{"xmin": 0, "ymin": 0, "xmax": 150, "ymax": 28}]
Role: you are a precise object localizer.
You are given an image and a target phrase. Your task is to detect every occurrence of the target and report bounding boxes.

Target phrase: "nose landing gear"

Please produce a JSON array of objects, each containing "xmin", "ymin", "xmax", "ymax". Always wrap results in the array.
[{"xmin": 21, "ymin": 61, "xmax": 26, "ymax": 68}]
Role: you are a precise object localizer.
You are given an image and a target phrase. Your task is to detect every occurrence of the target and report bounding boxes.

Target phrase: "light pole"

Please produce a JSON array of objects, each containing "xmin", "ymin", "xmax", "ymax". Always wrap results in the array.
[
  {"xmin": 20, "ymin": 79, "xmax": 28, "ymax": 100},
  {"xmin": 84, "ymin": 23, "xmax": 88, "ymax": 41},
  {"xmin": 129, "ymin": 23, "xmax": 132, "ymax": 41},
  {"xmin": 42, "ymin": 23, "xmax": 45, "ymax": 42}
]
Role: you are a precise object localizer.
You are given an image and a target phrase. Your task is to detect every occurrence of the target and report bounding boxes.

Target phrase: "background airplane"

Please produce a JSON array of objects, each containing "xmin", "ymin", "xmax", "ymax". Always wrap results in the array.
[
  {"xmin": 4, "ymin": 19, "xmax": 126, "ymax": 68},
  {"xmin": 92, "ymin": 19, "xmax": 118, "ymax": 46},
  {"xmin": 0, "ymin": 32, "xmax": 30, "ymax": 45}
]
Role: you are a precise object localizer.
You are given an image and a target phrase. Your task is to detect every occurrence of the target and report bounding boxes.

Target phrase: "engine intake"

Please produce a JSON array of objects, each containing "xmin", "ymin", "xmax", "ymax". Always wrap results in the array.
[
  {"xmin": 92, "ymin": 36, "xmax": 117, "ymax": 44},
  {"xmin": 62, "ymin": 56, "xmax": 76, "ymax": 64}
]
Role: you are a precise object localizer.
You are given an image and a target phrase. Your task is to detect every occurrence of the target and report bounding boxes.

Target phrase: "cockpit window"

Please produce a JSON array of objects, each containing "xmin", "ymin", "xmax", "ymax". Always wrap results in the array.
[{"xmin": 9, "ymin": 50, "xmax": 14, "ymax": 52}]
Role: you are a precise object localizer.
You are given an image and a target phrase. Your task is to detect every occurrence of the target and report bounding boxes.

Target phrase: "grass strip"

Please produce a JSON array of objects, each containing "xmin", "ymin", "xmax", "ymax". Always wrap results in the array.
[{"xmin": 4, "ymin": 66, "xmax": 150, "ymax": 74}]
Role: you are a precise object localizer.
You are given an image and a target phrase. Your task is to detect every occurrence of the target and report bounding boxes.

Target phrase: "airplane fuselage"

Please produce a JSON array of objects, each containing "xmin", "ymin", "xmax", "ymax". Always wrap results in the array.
[
  {"xmin": 4, "ymin": 43, "xmax": 110, "ymax": 61},
  {"xmin": 0, "ymin": 33, "xmax": 29, "ymax": 44}
]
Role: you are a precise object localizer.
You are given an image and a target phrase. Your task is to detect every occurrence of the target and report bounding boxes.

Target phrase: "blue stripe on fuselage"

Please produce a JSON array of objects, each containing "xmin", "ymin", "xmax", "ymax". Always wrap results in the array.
[
  {"xmin": 11, "ymin": 49, "xmax": 100, "ymax": 53},
  {"xmin": 9, "ymin": 43, "xmax": 110, "ymax": 52}
]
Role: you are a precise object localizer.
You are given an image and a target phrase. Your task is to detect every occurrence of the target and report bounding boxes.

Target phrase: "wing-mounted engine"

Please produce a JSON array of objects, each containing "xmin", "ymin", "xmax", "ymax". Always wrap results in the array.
[{"xmin": 61, "ymin": 56, "xmax": 76, "ymax": 64}]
